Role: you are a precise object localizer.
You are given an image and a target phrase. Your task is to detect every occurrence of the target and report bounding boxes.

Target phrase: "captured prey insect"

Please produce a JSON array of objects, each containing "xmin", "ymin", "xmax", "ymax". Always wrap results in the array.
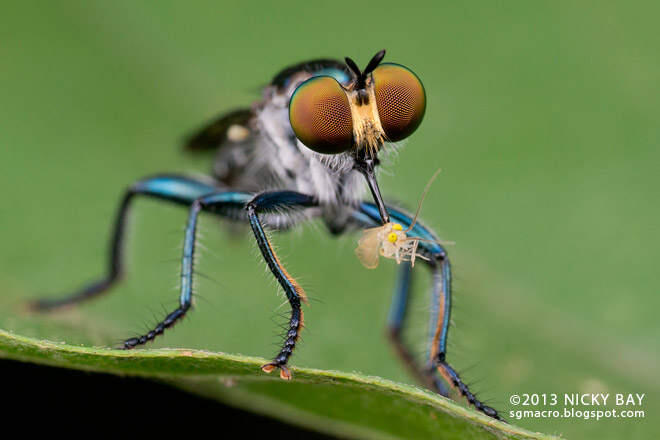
[
  {"xmin": 30, "ymin": 50, "xmax": 500, "ymax": 419},
  {"xmin": 355, "ymin": 168, "xmax": 449, "ymax": 269}
]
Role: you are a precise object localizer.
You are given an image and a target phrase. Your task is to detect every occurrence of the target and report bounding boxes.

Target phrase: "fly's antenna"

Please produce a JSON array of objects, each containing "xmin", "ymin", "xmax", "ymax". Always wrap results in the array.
[
  {"xmin": 406, "ymin": 167, "xmax": 442, "ymax": 233},
  {"xmin": 345, "ymin": 57, "xmax": 362, "ymax": 79},
  {"xmin": 363, "ymin": 49, "xmax": 386, "ymax": 75},
  {"xmin": 345, "ymin": 49, "xmax": 386, "ymax": 90}
]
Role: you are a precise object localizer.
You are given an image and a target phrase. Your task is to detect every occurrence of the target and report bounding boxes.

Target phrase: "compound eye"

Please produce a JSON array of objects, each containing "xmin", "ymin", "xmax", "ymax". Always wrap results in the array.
[
  {"xmin": 289, "ymin": 76, "xmax": 353, "ymax": 154},
  {"xmin": 372, "ymin": 63, "xmax": 426, "ymax": 142}
]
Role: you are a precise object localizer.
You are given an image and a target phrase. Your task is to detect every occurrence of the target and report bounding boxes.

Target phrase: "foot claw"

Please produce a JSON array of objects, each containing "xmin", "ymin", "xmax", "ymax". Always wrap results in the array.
[
  {"xmin": 279, "ymin": 366, "xmax": 291, "ymax": 380},
  {"xmin": 261, "ymin": 363, "xmax": 276, "ymax": 373},
  {"xmin": 260, "ymin": 363, "xmax": 292, "ymax": 380}
]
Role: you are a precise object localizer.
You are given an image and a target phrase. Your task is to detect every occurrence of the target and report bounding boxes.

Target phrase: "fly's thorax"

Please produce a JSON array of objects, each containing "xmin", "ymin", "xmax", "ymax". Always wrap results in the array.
[{"xmin": 301, "ymin": 149, "xmax": 366, "ymax": 206}]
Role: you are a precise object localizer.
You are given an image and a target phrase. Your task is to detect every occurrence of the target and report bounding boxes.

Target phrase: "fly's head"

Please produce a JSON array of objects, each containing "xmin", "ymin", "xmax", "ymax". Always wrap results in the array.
[
  {"xmin": 288, "ymin": 50, "xmax": 426, "ymax": 223},
  {"xmin": 289, "ymin": 50, "xmax": 426, "ymax": 158}
]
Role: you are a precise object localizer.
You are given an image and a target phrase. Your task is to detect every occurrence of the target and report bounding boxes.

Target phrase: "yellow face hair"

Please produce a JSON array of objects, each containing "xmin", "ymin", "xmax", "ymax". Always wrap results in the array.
[{"xmin": 345, "ymin": 77, "xmax": 387, "ymax": 157}]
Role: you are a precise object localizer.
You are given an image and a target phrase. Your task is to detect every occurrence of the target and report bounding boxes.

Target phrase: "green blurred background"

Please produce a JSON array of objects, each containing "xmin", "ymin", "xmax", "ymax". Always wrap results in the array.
[{"xmin": 1, "ymin": 1, "xmax": 657, "ymax": 438}]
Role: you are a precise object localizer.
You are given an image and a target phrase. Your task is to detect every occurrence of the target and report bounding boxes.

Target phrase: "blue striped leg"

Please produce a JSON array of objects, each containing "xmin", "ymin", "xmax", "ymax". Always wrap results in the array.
[
  {"xmin": 123, "ymin": 189, "xmax": 253, "ymax": 348},
  {"xmin": 353, "ymin": 202, "xmax": 500, "ymax": 420},
  {"xmin": 387, "ymin": 262, "xmax": 451, "ymax": 396},
  {"xmin": 29, "ymin": 175, "xmax": 219, "ymax": 311},
  {"xmin": 246, "ymin": 191, "xmax": 317, "ymax": 380}
]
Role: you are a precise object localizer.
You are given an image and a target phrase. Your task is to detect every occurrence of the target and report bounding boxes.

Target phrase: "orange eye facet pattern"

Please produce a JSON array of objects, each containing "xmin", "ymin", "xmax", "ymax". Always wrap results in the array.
[
  {"xmin": 373, "ymin": 63, "xmax": 426, "ymax": 142},
  {"xmin": 289, "ymin": 76, "xmax": 353, "ymax": 154}
]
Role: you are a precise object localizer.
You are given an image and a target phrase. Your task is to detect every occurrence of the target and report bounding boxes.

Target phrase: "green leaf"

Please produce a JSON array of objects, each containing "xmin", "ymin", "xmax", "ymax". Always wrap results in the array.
[{"xmin": 0, "ymin": 329, "xmax": 553, "ymax": 440}]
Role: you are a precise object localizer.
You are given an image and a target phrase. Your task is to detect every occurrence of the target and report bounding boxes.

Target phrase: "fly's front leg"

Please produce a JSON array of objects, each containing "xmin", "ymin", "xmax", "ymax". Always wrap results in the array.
[
  {"xmin": 354, "ymin": 202, "xmax": 501, "ymax": 420},
  {"xmin": 387, "ymin": 262, "xmax": 450, "ymax": 396},
  {"xmin": 430, "ymin": 257, "xmax": 500, "ymax": 419},
  {"xmin": 246, "ymin": 191, "xmax": 317, "ymax": 380},
  {"xmin": 29, "ymin": 175, "xmax": 218, "ymax": 311}
]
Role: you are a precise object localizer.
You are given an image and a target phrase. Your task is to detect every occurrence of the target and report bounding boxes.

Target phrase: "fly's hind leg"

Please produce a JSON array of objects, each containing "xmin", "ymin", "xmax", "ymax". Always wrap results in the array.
[
  {"xmin": 29, "ymin": 175, "xmax": 219, "ymax": 311},
  {"xmin": 353, "ymin": 201, "xmax": 501, "ymax": 420}
]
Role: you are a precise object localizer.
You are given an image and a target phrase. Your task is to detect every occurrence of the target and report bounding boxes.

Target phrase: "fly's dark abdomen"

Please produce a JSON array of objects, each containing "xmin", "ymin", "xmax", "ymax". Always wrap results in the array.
[{"xmin": 184, "ymin": 108, "xmax": 253, "ymax": 153}]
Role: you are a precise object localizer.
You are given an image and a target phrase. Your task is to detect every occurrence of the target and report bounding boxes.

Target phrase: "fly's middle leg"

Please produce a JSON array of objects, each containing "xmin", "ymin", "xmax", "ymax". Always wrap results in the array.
[{"xmin": 246, "ymin": 191, "xmax": 318, "ymax": 379}]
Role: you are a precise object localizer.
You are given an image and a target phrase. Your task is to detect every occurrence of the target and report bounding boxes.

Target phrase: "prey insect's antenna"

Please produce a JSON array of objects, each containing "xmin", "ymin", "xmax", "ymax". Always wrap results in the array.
[{"xmin": 406, "ymin": 167, "xmax": 442, "ymax": 232}]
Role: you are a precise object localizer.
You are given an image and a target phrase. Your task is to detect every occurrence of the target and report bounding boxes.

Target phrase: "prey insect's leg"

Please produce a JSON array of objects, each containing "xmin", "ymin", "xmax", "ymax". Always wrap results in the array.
[
  {"xmin": 123, "ymin": 190, "xmax": 252, "ymax": 349},
  {"xmin": 354, "ymin": 202, "xmax": 501, "ymax": 420},
  {"xmin": 29, "ymin": 175, "xmax": 218, "ymax": 311},
  {"xmin": 246, "ymin": 191, "xmax": 317, "ymax": 379}
]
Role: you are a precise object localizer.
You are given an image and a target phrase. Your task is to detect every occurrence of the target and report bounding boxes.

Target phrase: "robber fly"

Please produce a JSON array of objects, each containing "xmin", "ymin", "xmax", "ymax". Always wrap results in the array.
[{"xmin": 30, "ymin": 50, "xmax": 500, "ymax": 419}]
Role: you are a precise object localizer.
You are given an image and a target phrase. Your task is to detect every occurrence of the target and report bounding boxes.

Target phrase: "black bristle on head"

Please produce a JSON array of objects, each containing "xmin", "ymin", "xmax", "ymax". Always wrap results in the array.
[
  {"xmin": 364, "ymin": 49, "xmax": 386, "ymax": 75},
  {"xmin": 345, "ymin": 57, "xmax": 361, "ymax": 78},
  {"xmin": 345, "ymin": 49, "xmax": 387, "ymax": 90}
]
